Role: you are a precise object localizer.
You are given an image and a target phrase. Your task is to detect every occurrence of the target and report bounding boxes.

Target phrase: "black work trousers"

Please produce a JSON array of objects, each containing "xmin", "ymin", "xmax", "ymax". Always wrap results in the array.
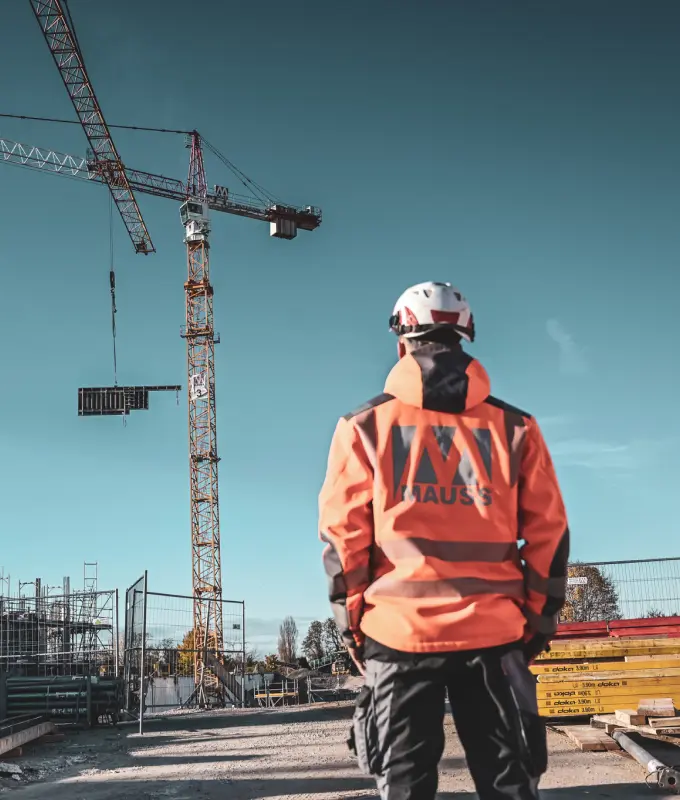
[{"xmin": 349, "ymin": 638, "xmax": 547, "ymax": 800}]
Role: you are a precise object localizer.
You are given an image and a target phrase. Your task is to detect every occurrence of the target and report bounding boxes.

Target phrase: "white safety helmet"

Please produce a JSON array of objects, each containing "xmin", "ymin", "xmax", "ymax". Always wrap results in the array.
[{"xmin": 389, "ymin": 281, "xmax": 475, "ymax": 343}]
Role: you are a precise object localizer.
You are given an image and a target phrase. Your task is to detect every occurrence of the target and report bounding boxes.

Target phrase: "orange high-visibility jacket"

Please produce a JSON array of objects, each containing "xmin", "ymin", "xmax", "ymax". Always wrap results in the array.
[{"xmin": 318, "ymin": 343, "xmax": 569, "ymax": 653}]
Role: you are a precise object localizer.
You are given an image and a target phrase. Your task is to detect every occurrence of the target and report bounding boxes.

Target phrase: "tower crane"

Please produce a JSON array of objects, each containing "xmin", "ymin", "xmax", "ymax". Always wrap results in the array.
[{"xmin": 8, "ymin": 0, "xmax": 322, "ymax": 706}]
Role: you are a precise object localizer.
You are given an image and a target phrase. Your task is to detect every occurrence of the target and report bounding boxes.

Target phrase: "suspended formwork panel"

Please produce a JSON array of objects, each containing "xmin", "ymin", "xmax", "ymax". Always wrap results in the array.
[{"xmin": 78, "ymin": 385, "xmax": 181, "ymax": 416}]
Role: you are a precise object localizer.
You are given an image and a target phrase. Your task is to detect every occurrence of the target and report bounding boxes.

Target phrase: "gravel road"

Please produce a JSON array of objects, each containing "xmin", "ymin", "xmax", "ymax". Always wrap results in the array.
[{"xmin": 0, "ymin": 703, "xmax": 675, "ymax": 799}]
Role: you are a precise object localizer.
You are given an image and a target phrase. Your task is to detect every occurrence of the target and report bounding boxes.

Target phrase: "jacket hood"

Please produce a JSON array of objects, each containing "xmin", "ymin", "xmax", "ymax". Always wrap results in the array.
[{"xmin": 384, "ymin": 343, "xmax": 490, "ymax": 414}]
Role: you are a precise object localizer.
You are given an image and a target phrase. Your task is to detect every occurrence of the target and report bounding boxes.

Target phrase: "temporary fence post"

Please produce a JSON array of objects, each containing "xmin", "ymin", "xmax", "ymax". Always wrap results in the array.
[
  {"xmin": 139, "ymin": 570, "xmax": 148, "ymax": 735},
  {"xmin": 241, "ymin": 601, "xmax": 246, "ymax": 708},
  {"xmin": 114, "ymin": 589, "xmax": 120, "ymax": 678},
  {"xmin": 124, "ymin": 584, "xmax": 133, "ymax": 712}
]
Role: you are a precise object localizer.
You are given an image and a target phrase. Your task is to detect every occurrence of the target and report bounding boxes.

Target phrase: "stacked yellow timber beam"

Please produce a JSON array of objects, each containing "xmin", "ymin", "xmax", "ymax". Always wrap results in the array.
[{"xmin": 531, "ymin": 637, "xmax": 680, "ymax": 719}]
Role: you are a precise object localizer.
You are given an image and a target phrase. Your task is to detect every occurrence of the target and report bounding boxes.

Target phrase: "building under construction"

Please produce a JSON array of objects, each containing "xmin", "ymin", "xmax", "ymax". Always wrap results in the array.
[{"xmin": 0, "ymin": 567, "xmax": 117, "ymax": 678}]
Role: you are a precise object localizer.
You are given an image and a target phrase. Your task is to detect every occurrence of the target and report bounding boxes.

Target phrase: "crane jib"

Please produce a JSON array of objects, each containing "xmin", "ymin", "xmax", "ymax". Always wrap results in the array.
[{"xmin": 0, "ymin": 136, "xmax": 322, "ymax": 230}]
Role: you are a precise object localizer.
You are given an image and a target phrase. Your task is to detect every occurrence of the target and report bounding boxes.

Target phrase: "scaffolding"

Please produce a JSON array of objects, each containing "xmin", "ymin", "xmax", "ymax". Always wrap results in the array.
[
  {"xmin": 254, "ymin": 679, "xmax": 300, "ymax": 708},
  {"xmin": 0, "ymin": 572, "xmax": 117, "ymax": 678}
]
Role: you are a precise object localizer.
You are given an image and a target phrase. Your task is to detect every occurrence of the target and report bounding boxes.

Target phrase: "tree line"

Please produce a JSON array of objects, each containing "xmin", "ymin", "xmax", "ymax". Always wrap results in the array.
[{"xmin": 276, "ymin": 616, "xmax": 343, "ymax": 663}]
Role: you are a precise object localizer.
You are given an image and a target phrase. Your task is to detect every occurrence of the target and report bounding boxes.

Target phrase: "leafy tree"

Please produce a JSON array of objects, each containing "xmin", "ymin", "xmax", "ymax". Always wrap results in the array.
[
  {"xmin": 278, "ymin": 616, "xmax": 298, "ymax": 663},
  {"xmin": 302, "ymin": 620, "xmax": 325, "ymax": 660},
  {"xmin": 561, "ymin": 564, "xmax": 622, "ymax": 623},
  {"xmin": 322, "ymin": 617, "xmax": 343, "ymax": 654},
  {"xmin": 177, "ymin": 629, "xmax": 197, "ymax": 675},
  {"xmin": 263, "ymin": 654, "xmax": 279, "ymax": 672}
]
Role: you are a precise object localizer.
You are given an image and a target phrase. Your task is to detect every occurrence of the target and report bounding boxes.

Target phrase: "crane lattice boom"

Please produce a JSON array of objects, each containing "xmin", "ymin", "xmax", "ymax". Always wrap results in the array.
[
  {"xmin": 29, "ymin": 0, "xmax": 154, "ymax": 254},
  {"xmin": 0, "ymin": 137, "xmax": 322, "ymax": 230}
]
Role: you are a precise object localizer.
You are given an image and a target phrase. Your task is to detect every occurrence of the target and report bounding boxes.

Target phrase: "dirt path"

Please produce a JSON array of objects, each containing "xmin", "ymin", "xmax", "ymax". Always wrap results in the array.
[{"xmin": 0, "ymin": 704, "xmax": 673, "ymax": 799}]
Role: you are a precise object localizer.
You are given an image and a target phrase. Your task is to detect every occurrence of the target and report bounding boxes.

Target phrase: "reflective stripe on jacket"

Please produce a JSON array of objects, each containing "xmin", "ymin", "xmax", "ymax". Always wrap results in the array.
[{"xmin": 318, "ymin": 343, "xmax": 569, "ymax": 653}]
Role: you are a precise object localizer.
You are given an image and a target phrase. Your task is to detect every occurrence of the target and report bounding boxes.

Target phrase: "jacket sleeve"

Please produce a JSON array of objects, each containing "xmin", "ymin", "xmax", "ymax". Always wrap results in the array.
[
  {"xmin": 518, "ymin": 416, "xmax": 570, "ymax": 641},
  {"xmin": 318, "ymin": 416, "xmax": 374, "ymax": 650}
]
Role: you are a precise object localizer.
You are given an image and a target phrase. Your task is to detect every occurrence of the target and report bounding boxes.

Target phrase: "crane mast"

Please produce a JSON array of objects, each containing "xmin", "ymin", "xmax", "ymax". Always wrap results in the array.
[{"xmin": 180, "ymin": 133, "xmax": 223, "ymax": 702}]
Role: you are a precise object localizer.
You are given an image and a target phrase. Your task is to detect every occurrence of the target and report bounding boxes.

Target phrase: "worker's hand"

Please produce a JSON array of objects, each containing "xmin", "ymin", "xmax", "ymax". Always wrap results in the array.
[
  {"xmin": 348, "ymin": 645, "xmax": 366, "ymax": 677},
  {"xmin": 523, "ymin": 634, "xmax": 551, "ymax": 664}
]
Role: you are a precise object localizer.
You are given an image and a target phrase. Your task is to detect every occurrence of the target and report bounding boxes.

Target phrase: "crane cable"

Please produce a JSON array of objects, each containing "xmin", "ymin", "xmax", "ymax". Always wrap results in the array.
[
  {"xmin": 201, "ymin": 136, "xmax": 280, "ymax": 206},
  {"xmin": 0, "ymin": 112, "xmax": 189, "ymax": 135},
  {"xmin": 109, "ymin": 193, "xmax": 118, "ymax": 387}
]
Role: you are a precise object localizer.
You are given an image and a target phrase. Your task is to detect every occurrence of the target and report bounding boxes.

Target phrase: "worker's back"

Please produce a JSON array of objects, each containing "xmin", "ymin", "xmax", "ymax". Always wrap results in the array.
[
  {"xmin": 320, "ymin": 341, "xmax": 567, "ymax": 654},
  {"xmin": 319, "ymin": 281, "xmax": 569, "ymax": 800}
]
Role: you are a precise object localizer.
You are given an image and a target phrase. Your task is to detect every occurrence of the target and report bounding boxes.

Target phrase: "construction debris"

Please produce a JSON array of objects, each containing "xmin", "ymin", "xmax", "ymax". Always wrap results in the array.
[{"xmin": 0, "ymin": 761, "xmax": 22, "ymax": 778}]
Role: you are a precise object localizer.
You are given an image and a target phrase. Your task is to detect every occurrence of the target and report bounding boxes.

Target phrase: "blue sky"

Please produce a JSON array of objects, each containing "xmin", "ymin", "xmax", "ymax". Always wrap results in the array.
[{"xmin": 1, "ymin": 1, "xmax": 679, "ymax": 654}]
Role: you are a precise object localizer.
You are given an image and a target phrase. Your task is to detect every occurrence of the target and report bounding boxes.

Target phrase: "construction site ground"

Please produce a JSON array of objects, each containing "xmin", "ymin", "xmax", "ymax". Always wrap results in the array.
[{"xmin": 0, "ymin": 703, "xmax": 677, "ymax": 799}]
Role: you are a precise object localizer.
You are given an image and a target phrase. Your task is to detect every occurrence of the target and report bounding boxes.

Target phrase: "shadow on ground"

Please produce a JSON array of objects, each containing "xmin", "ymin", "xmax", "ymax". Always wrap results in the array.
[
  {"xmin": 138, "ymin": 704, "xmax": 355, "ymax": 732},
  {"xmin": 10, "ymin": 779, "xmax": 663, "ymax": 800}
]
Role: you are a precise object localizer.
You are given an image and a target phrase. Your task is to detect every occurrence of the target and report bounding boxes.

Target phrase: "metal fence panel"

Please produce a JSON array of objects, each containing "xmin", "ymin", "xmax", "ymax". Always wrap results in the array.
[
  {"xmin": 122, "ymin": 577, "xmax": 246, "ymax": 728},
  {"xmin": 142, "ymin": 591, "xmax": 245, "ymax": 711},
  {"xmin": 564, "ymin": 557, "xmax": 680, "ymax": 622},
  {"xmin": 123, "ymin": 573, "xmax": 147, "ymax": 715}
]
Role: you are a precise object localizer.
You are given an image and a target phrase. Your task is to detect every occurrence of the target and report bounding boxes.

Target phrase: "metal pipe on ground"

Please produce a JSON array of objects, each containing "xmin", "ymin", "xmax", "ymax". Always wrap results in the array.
[{"xmin": 612, "ymin": 730, "xmax": 680, "ymax": 793}]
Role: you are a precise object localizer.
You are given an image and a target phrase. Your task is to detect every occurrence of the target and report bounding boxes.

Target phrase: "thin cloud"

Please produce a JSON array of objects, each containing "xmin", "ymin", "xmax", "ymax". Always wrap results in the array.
[
  {"xmin": 536, "ymin": 414, "xmax": 574, "ymax": 429},
  {"xmin": 550, "ymin": 436, "xmax": 675, "ymax": 473},
  {"xmin": 546, "ymin": 319, "xmax": 589, "ymax": 376},
  {"xmin": 550, "ymin": 439, "xmax": 633, "ymax": 470}
]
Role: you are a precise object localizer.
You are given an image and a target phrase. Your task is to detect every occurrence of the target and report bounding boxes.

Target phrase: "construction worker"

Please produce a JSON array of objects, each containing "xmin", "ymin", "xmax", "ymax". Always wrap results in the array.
[{"xmin": 318, "ymin": 282, "xmax": 569, "ymax": 800}]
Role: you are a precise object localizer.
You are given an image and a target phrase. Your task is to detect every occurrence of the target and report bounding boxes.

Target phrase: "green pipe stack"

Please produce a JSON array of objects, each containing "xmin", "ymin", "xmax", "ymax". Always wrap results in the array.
[{"xmin": 0, "ymin": 674, "xmax": 123, "ymax": 725}]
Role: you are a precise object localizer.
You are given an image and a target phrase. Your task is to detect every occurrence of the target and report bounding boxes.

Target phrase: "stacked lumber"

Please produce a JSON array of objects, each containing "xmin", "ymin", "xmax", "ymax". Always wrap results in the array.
[
  {"xmin": 531, "ymin": 635, "xmax": 680, "ymax": 719},
  {"xmin": 590, "ymin": 708, "xmax": 680, "ymax": 738}
]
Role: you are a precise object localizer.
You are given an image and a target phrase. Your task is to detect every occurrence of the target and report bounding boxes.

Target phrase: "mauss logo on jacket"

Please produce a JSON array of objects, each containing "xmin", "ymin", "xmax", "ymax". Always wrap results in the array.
[
  {"xmin": 318, "ymin": 342, "xmax": 570, "ymax": 654},
  {"xmin": 392, "ymin": 424, "xmax": 492, "ymax": 506}
]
